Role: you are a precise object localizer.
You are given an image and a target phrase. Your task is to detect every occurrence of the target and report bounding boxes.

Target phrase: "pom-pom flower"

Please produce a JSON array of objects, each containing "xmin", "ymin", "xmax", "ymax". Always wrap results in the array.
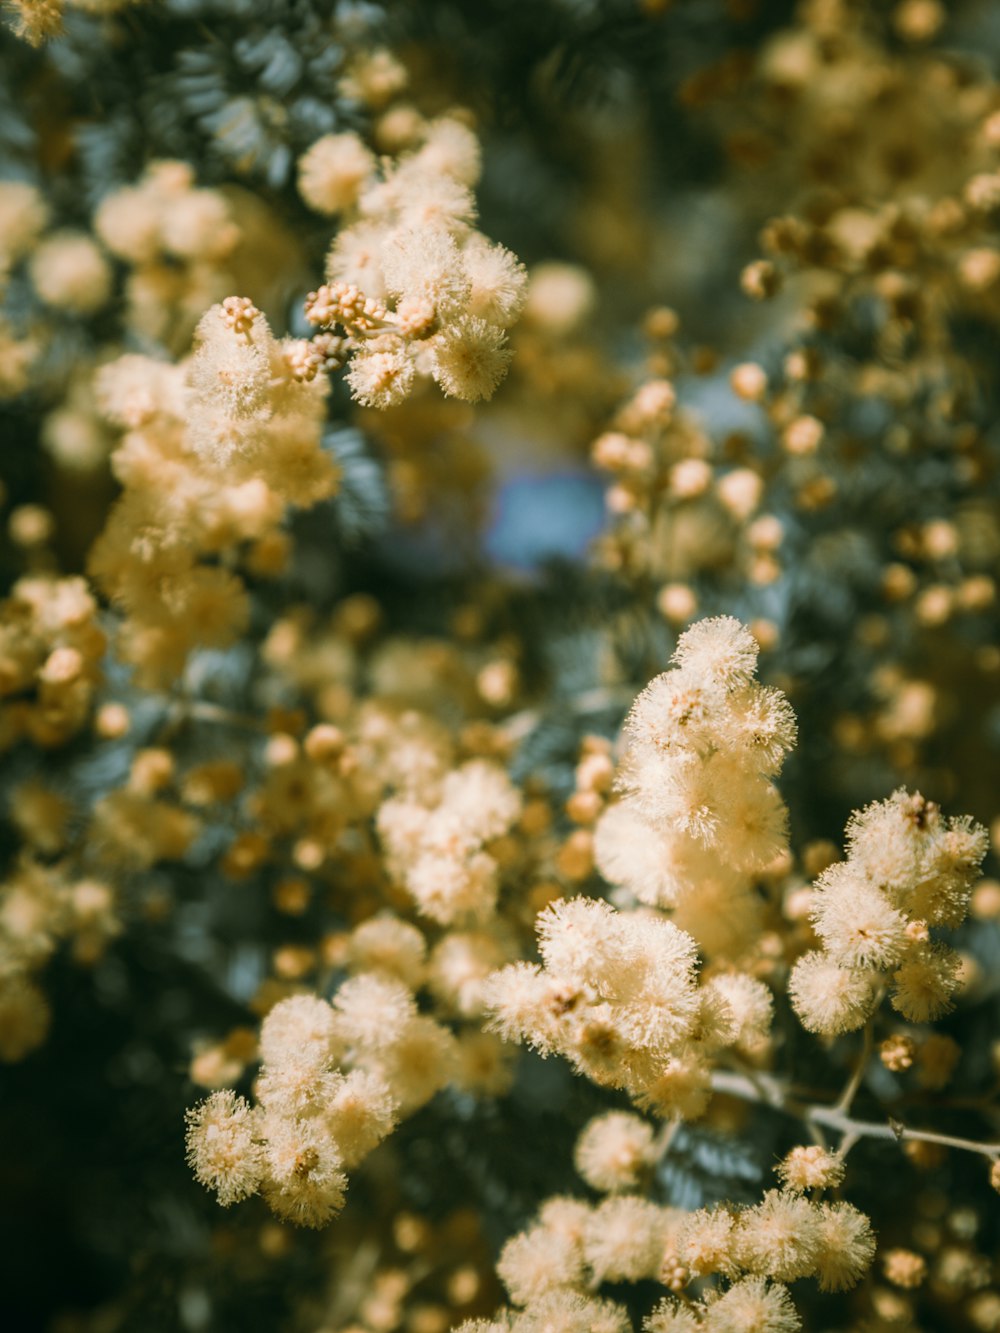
[
  {"xmin": 185, "ymin": 1090, "xmax": 265, "ymax": 1207},
  {"xmin": 574, "ymin": 1112, "xmax": 657, "ymax": 1193}
]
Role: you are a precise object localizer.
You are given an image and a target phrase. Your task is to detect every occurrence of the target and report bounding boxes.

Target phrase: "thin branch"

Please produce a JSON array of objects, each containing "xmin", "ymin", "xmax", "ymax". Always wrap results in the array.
[
  {"xmin": 653, "ymin": 1116, "xmax": 681, "ymax": 1160},
  {"xmin": 710, "ymin": 1070, "xmax": 1000, "ymax": 1161},
  {"xmin": 833, "ymin": 1015, "xmax": 875, "ymax": 1115},
  {"xmin": 808, "ymin": 1105, "xmax": 1000, "ymax": 1158}
]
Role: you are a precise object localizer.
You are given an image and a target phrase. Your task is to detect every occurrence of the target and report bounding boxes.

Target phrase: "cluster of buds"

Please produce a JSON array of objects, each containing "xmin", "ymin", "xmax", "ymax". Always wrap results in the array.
[
  {"xmin": 304, "ymin": 281, "xmax": 388, "ymax": 333},
  {"xmin": 220, "ymin": 295, "xmax": 261, "ymax": 337}
]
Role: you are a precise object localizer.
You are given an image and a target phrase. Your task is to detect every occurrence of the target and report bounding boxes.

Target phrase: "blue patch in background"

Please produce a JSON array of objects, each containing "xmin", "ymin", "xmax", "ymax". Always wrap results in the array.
[{"xmin": 484, "ymin": 469, "xmax": 607, "ymax": 571}]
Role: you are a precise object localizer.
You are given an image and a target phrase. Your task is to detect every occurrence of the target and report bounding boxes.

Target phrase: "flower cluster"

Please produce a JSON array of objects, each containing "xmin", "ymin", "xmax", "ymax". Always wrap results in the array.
[
  {"xmin": 484, "ymin": 896, "xmax": 772, "ymax": 1120},
  {"xmin": 591, "ymin": 372, "xmax": 779, "ymax": 595},
  {"xmin": 594, "ymin": 616, "xmax": 795, "ymax": 958},
  {"xmin": 377, "ymin": 758, "xmax": 523, "ymax": 924},
  {"xmin": 186, "ymin": 983, "xmax": 449, "ymax": 1227},
  {"xmin": 0, "ymin": 575, "xmax": 105, "ymax": 748},
  {"xmin": 670, "ymin": 1187, "xmax": 875, "ymax": 1294},
  {"xmin": 88, "ymin": 298, "xmax": 335, "ymax": 687},
  {"xmin": 790, "ymin": 789, "xmax": 988, "ymax": 1034},
  {"xmin": 460, "ymin": 1159, "xmax": 874, "ymax": 1333},
  {"xmin": 300, "ymin": 115, "xmax": 526, "ymax": 406}
]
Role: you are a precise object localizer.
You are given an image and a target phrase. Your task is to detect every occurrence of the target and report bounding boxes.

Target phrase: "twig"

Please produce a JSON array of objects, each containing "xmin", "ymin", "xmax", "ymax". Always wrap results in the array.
[
  {"xmin": 710, "ymin": 1070, "xmax": 1000, "ymax": 1161},
  {"xmin": 653, "ymin": 1116, "xmax": 681, "ymax": 1159},
  {"xmin": 833, "ymin": 1015, "xmax": 875, "ymax": 1115},
  {"xmin": 808, "ymin": 1105, "xmax": 1000, "ymax": 1158}
]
